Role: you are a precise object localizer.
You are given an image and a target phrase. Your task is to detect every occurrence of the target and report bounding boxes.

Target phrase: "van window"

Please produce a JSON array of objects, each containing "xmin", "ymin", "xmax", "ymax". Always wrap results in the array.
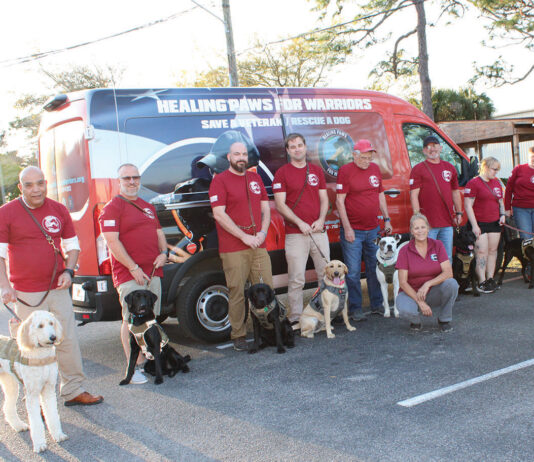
[
  {"xmin": 282, "ymin": 112, "xmax": 393, "ymax": 180},
  {"xmin": 402, "ymin": 123, "xmax": 463, "ymax": 175},
  {"xmin": 40, "ymin": 121, "xmax": 89, "ymax": 213}
]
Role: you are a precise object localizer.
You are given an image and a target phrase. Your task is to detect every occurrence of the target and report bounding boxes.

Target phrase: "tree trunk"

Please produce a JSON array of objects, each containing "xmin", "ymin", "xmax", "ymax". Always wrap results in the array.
[
  {"xmin": 414, "ymin": 0, "xmax": 434, "ymax": 120},
  {"xmin": 222, "ymin": 0, "xmax": 239, "ymax": 87}
]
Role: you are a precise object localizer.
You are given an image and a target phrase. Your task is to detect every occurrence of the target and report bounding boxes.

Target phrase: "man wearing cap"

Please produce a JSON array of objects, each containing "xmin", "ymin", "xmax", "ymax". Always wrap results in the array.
[
  {"xmin": 410, "ymin": 135, "xmax": 463, "ymax": 260},
  {"xmin": 100, "ymin": 163, "xmax": 169, "ymax": 384},
  {"xmin": 273, "ymin": 133, "xmax": 329, "ymax": 330},
  {"xmin": 336, "ymin": 139, "xmax": 392, "ymax": 321},
  {"xmin": 209, "ymin": 142, "xmax": 272, "ymax": 351}
]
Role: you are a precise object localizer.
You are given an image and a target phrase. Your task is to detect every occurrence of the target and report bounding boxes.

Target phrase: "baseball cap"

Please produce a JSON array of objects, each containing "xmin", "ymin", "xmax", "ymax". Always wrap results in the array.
[
  {"xmin": 354, "ymin": 139, "xmax": 375, "ymax": 153},
  {"xmin": 423, "ymin": 135, "xmax": 440, "ymax": 147}
]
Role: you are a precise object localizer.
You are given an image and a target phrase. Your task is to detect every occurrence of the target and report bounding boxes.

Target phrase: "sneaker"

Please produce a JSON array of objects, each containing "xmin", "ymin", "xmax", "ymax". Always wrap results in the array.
[
  {"xmin": 487, "ymin": 278, "xmax": 499, "ymax": 291},
  {"xmin": 370, "ymin": 306, "xmax": 383, "ymax": 315},
  {"xmin": 349, "ymin": 312, "xmax": 367, "ymax": 322},
  {"xmin": 478, "ymin": 280, "xmax": 496, "ymax": 294},
  {"xmin": 233, "ymin": 337, "xmax": 248, "ymax": 351},
  {"xmin": 438, "ymin": 321, "xmax": 453, "ymax": 332},
  {"xmin": 410, "ymin": 322, "xmax": 422, "ymax": 331},
  {"xmin": 131, "ymin": 367, "xmax": 148, "ymax": 384}
]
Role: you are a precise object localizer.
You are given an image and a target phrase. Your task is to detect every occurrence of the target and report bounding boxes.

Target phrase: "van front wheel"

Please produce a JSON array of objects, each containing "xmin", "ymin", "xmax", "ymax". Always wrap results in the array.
[{"xmin": 176, "ymin": 271, "xmax": 231, "ymax": 343}]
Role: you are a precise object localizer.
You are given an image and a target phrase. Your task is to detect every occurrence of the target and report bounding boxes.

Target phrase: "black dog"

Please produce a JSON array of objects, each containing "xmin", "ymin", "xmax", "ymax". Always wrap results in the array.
[
  {"xmin": 119, "ymin": 290, "xmax": 190, "ymax": 386},
  {"xmin": 453, "ymin": 226, "xmax": 478, "ymax": 296},
  {"xmin": 245, "ymin": 283, "xmax": 295, "ymax": 354},
  {"xmin": 498, "ymin": 237, "xmax": 534, "ymax": 288}
]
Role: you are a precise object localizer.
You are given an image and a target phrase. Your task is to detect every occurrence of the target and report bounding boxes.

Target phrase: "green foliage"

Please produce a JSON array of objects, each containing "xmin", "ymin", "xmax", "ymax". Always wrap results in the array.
[
  {"xmin": 432, "ymin": 88, "xmax": 495, "ymax": 122},
  {"xmin": 0, "ymin": 149, "xmax": 36, "ymax": 204}
]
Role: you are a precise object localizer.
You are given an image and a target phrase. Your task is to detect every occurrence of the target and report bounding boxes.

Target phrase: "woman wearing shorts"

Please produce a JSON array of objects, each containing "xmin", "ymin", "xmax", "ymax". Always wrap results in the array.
[{"xmin": 464, "ymin": 157, "xmax": 505, "ymax": 294}]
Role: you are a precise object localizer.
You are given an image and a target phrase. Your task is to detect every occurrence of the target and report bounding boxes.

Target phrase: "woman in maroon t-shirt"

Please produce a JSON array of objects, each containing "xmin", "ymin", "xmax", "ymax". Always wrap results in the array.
[
  {"xmin": 464, "ymin": 157, "xmax": 505, "ymax": 294},
  {"xmin": 395, "ymin": 214, "xmax": 458, "ymax": 332},
  {"xmin": 504, "ymin": 146, "xmax": 534, "ymax": 239}
]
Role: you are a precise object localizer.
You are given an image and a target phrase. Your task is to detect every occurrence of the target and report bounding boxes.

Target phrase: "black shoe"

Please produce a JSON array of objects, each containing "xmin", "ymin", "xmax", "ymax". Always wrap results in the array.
[
  {"xmin": 233, "ymin": 337, "xmax": 248, "ymax": 351},
  {"xmin": 410, "ymin": 322, "xmax": 422, "ymax": 331},
  {"xmin": 487, "ymin": 278, "xmax": 499, "ymax": 291},
  {"xmin": 370, "ymin": 306, "xmax": 383, "ymax": 315},
  {"xmin": 438, "ymin": 321, "xmax": 453, "ymax": 332},
  {"xmin": 349, "ymin": 312, "xmax": 367, "ymax": 322},
  {"xmin": 478, "ymin": 280, "xmax": 496, "ymax": 294}
]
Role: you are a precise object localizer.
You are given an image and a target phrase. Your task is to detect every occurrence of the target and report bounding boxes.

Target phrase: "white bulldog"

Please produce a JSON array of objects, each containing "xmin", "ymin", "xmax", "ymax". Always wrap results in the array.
[{"xmin": 374, "ymin": 234, "xmax": 408, "ymax": 318}]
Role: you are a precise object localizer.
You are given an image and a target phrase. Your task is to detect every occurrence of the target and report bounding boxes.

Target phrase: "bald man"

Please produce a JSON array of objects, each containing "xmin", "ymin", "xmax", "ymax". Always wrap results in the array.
[
  {"xmin": 0, "ymin": 166, "xmax": 103, "ymax": 406},
  {"xmin": 209, "ymin": 142, "xmax": 273, "ymax": 351}
]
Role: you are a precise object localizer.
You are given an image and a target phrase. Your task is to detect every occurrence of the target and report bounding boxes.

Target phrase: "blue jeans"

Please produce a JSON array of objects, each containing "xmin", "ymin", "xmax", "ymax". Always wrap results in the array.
[
  {"xmin": 428, "ymin": 226, "xmax": 453, "ymax": 261},
  {"xmin": 340, "ymin": 226, "xmax": 383, "ymax": 315},
  {"xmin": 512, "ymin": 207, "xmax": 534, "ymax": 239}
]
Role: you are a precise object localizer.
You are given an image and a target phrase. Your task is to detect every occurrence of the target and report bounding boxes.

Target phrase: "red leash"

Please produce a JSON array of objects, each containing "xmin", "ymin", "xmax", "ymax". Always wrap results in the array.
[{"xmin": 502, "ymin": 222, "xmax": 534, "ymax": 237}]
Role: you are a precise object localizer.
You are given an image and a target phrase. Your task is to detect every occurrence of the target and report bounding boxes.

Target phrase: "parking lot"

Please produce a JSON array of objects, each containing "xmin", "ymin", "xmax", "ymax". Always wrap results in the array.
[{"xmin": 1, "ymin": 265, "xmax": 533, "ymax": 462}]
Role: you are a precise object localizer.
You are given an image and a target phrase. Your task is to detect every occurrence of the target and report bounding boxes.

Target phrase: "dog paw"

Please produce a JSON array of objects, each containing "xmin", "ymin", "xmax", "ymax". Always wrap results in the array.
[
  {"xmin": 10, "ymin": 421, "xmax": 29, "ymax": 432},
  {"xmin": 33, "ymin": 441, "xmax": 47, "ymax": 453},
  {"xmin": 155, "ymin": 378, "xmax": 163, "ymax": 385},
  {"xmin": 277, "ymin": 347, "xmax": 286, "ymax": 354},
  {"xmin": 182, "ymin": 365, "xmax": 190, "ymax": 373},
  {"xmin": 383, "ymin": 310, "xmax": 390, "ymax": 318},
  {"xmin": 53, "ymin": 432, "xmax": 68, "ymax": 443},
  {"xmin": 393, "ymin": 311, "xmax": 399, "ymax": 318},
  {"xmin": 119, "ymin": 379, "xmax": 130, "ymax": 386},
  {"xmin": 347, "ymin": 326, "xmax": 356, "ymax": 332},
  {"xmin": 326, "ymin": 333, "xmax": 336, "ymax": 338},
  {"xmin": 248, "ymin": 348, "xmax": 258, "ymax": 354}
]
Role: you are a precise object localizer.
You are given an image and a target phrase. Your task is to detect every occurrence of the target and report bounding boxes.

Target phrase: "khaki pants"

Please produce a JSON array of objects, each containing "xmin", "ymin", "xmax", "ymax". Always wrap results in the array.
[
  {"xmin": 220, "ymin": 248, "xmax": 273, "ymax": 339},
  {"xmin": 15, "ymin": 289, "xmax": 85, "ymax": 400},
  {"xmin": 285, "ymin": 232, "xmax": 330, "ymax": 322},
  {"xmin": 117, "ymin": 277, "xmax": 162, "ymax": 318}
]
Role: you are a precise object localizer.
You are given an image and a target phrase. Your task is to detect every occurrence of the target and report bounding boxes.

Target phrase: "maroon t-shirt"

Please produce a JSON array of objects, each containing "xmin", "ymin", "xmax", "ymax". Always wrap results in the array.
[
  {"xmin": 209, "ymin": 169, "xmax": 268, "ymax": 253},
  {"xmin": 504, "ymin": 163, "xmax": 534, "ymax": 210},
  {"xmin": 0, "ymin": 198, "xmax": 76, "ymax": 292},
  {"xmin": 272, "ymin": 163, "xmax": 326, "ymax": 234},
  {"xmin": 336, "ymin": 162, "xmax": 383, "ymax": 230},
  {"xmin": 410, "ymin": 160, "xmax": 459, "ymax": 227},
  {"xmin": 396, "ymin": 238, "xmax": 449, "ymax": 291},
  {"xmin": 99, "ymin": 196, "xmax": 163, "ymax": 287},
  {"xmin": 464, "ymin": 177, "xmax": 503, "ymax": 223}
]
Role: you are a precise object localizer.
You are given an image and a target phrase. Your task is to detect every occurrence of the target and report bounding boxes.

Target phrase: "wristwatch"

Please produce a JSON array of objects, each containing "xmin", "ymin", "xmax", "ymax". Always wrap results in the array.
[
  {"xmin": 63, "ymin": 268, "xmax": 75, "ymax": 278},
  {"xmin": 455, "ymin": 211, "xmax": 464, "ymax": 216}
]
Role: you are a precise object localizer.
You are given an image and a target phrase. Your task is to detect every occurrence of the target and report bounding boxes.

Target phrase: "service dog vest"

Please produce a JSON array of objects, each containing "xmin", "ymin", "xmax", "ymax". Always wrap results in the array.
[
  {"xmin": 250, "ymin": 298, "xmax": 287, "ymax": 329},
  {"xmin": 128, "ymin": 320, "xmax": 169, "ymax": 360},
  {"xmin": 522, "ymin": 238, "xmax": 534, "ymax": 259},
  {"xmin": 309, "ymin": 281, "xmax": 347, "ymax": 319},
  {"xmin": 456, "ymin": 252, "xmax": 473, "ymax": 276},
  {"xmin": 0, "ymin": 335, "xmax": 56, "ymax": 383},
  {"xmin": 378, "ymin": 261, "xmax": 396, "ymax": 284}
]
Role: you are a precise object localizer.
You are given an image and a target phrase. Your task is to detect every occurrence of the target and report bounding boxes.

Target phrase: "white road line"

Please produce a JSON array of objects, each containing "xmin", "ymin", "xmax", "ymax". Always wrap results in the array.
[{"xmin": 397, "ymin": 358, "xmax": 534, "ymax": 407}]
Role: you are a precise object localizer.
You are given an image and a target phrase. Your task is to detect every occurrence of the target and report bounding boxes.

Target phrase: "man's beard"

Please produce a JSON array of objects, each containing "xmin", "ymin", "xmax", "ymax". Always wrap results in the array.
[{"xmin": 230, "ymin": 159, "xmax": 247, "ymax": 173}]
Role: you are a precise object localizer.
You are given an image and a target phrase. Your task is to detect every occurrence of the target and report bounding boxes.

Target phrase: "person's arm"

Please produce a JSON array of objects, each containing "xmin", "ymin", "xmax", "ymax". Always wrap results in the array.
[
  {"xmin": 504, "ymin": 169, "xmax": 517, "ymax": 215},
  {"xmin": 0, "ymin": 256, "xmax": 16, "ymax": 304},
  {"xmin": 102, "ymin": 231, "xmax": 149, "ymax": 285},
  {"xmin": 311, "ymin": 189, "xmax": 328, "ymax": 233},
  {"xmin": 336, "ymin": 193, "xmax": 354, "ymax": 242},
  {"xmin": 378, "ymin": 191, "xmax": 392, "ymax": 233},
  {"xmin": 212, "ymin": 205, "xmax": 258, "ymax": 249},
  {"xmin": 464, "ymin": 196, "xmax": 480, "ymax": 237},
  {"xmin": 257, "ymin": 200, "xmax": 271, "ymax": 246},
  {"xmin": 498, "ymin": 198, "xmax": 506, "ymax": 226},
  {"xmin": 153, "ymin": 228, "xmax": 168, "ymax": 268},
  {"xmin": 416, "ymin": 260, "xmax": 453, "ymax": 302},
  {"xmin": 274, "ymin": 192, "xmax": 312, "ymax": 235},
  {"xmin": 398, "ymin": 269, "xmax": 432, "ymax": 316},
  {"xmin": 410, "ymin": 188, "xmax": 421, "ymax": 214},
  {"xmin": 452, "ymin": 189, "xmax": 463, "ymax": 225},
  {"xmin": 57, "ymin": 249, "xmax": 80, "ymax": 289}
]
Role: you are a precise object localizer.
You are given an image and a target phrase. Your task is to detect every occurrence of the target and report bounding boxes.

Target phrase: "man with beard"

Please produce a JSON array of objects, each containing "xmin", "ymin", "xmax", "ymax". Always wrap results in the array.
[
  {"xmin": 209, "ymin": 142, "xmax": 272, "ymax": 351},
  {"xmin": 100, "ymin": 164, "xmax": 169, "ymax": 383},
  {"xmin": 410, "ymin": 135, "xmax": 463, "ymax": 260}
]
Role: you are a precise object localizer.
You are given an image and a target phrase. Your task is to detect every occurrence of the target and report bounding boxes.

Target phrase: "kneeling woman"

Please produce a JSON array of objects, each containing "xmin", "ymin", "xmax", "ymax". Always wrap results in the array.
[{"xmin": 395, "ymin": 214, "xmax": 459, "ymax": 331}]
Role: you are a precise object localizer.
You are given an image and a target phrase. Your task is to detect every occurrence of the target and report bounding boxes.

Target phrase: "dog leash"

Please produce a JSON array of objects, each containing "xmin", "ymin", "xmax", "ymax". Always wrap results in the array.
[
  {"xmin": 502, "ymin": 222, "xmax": 534, "ymax": 237},
  {"xmin": 308, "ymin": 232, "xmax": 329, "ymax": 264},
  {"xmin": 146, "ymin": 264, "xmax": 158, "ymax": 288},
  {"xmin": 2, "ymin": 301, "xmax": 21, "ymax": 322}
]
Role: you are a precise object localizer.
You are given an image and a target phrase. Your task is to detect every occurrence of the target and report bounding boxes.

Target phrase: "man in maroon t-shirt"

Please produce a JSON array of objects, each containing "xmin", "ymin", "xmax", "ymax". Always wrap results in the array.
[
  {"xmin": 336, "ymin": 139, "xmax": 392, "ymax": 321},
  {"xmin": 100, "ymin": 164, "xmax": 169, "ymax": 384},
  {"xmin": 0, "ymin": 166, "xmax": 102, "ymax": 406},
  {"xmin": 410, "ymin": 135, "xmax": 463, "ymax": 260},
  {"xmin": 209, "ymin": 142, "xmax": 273, "ymax": 351},
  {"xmin": 273, "ymin": 133, "xmax": 329, "ymax": 330}
]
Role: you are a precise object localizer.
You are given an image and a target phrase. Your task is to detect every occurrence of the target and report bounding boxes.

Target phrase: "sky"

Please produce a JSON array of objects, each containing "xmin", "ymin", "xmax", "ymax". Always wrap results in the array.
[{"xmin": 1, "ymin": 0, "xmax": 532, "ymax": 153}]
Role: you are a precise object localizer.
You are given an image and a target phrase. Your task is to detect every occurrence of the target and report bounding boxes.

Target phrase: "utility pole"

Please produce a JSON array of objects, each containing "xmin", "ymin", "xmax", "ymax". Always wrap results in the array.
[{"xmin": 222, "ymin": 0, "xmax": 239, "ymax": 87}]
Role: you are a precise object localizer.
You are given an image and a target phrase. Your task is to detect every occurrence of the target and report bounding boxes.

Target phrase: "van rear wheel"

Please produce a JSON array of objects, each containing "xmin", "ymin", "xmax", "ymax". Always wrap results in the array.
[{"xmin": 176, "ymin": 271, "xmax": 231, "ymax": 343}]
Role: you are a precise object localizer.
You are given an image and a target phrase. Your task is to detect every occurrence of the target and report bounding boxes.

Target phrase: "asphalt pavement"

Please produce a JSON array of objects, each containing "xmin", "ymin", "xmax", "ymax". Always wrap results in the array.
[{"xmin": 0, "ymin": 266, "xmax": 533, "ymax": 462}]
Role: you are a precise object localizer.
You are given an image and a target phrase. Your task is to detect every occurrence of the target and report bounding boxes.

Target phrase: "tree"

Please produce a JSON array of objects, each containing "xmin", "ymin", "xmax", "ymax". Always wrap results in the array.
[
  {"xmin": 176, "ymin": 37, "xmax": 351, "ymax": 87},
  {"xmin": 0, "ymin": 132, "xmax": 35, "ymax": 204},
  {"xmin": 432, "ymin": 88, "xmax": 495, "ymax": 122},
  {"xmin": 469, "ymin": 0, "xmax": 534, "ymax": 86},
  {"xmin": 310, "ymin": 0, "xmax": 466, "ymax": 120}
]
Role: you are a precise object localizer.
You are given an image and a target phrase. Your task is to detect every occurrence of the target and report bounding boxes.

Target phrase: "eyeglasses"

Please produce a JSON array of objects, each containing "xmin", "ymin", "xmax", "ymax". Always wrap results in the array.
[
  {"xmin": 120, "ymin": 176, "xmax": 141, "ymax": 182},
  {"xmin": 359, "ymin": 157, "xmax": 373, "ymax": 162}
]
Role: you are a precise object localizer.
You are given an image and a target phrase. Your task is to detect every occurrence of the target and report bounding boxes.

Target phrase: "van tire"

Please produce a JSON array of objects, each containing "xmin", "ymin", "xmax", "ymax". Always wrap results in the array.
[{"xmin": 176, "ymin": 271, "xmax": 231, "ymax": 343}]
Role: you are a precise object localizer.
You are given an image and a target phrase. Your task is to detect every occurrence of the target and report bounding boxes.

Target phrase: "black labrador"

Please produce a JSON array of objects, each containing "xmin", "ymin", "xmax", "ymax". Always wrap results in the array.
[
  {"xmin": 498, "ymin": 237, "xmax": 534, "ymax": 288},
  {"xmin": 453, "ymin": 226, "xmax": 478, "ymax": 296},
  {"xmin": 245, "ymin": 283, "xmax": 295, "ymax": 354},
  {"xmin": 119, "ymin": 290, "xmax": 190, "ymax": 385}
]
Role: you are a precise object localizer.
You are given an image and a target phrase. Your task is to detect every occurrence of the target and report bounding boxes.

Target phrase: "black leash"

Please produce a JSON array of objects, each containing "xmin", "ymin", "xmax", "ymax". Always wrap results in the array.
[
  {"xmin": 2, "ymin": 301, "xmax": 21, "ymax": 322},
  {"xmin": 308, "ymin": 233, "xmax": 329, "ymax": 264}
]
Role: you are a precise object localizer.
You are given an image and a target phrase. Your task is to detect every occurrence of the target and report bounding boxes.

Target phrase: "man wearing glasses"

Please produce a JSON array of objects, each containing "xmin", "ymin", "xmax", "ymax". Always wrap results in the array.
[
  {"xmin": 336, "ymin": 139, "xmax": 392, "ymax": 321},
  {"xmin": 100, "ymin": 164, "xmax": 168, "ymax": 384}
]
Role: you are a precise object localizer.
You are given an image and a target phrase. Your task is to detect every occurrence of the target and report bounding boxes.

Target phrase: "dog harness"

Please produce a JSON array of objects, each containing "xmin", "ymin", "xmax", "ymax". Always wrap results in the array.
[
  {"xmin": 308, "ymin": 281, "xmax": 347, "ymax": 319},
  {"xmin": 250, "ymin": 298, "xmax": 287, "ymax": 329},
  {"xmin": 456, "ymin": 252, "xmax": 474, "ymax": 276},
  {"xmin": 521, "ymin": 238, "xmax": 534, "ymax": 259},
  {"xmin": 0, "ymin": 335, "xmax": 56, "ymax": 384},
  {"xmin": 378, "ymin": 261, "xmax": 396, "ymax": 284},
  {"xmin": 128, "ymin": 320, "xmax": 169, "ymax": 360}
]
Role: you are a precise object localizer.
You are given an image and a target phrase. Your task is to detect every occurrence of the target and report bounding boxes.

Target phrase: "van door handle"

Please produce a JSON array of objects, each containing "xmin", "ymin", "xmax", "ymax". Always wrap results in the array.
[{"xmin": 384, "ymin": 189, "xmax": 401, "ymax": 198}]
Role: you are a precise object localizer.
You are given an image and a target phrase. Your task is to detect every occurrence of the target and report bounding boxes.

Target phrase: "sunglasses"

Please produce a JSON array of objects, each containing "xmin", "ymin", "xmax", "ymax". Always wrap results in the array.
[{"xmin": 120, "ymin": 176, "xmax": 141, "ymax": 181}]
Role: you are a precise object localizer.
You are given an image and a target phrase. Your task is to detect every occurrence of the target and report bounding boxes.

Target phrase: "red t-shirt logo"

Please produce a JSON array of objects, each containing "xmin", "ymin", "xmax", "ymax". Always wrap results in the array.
[
  {"xmin": 249, "ymin": 181, "xmax": 261, "ymax": 195},
  {"xmin": 442, "ymin": 170, "xmax": 452, "ymax": 182},
  {"xmin": 369, "ymin": 175, "xmax": 380, "ymax": 188},
  {"xmin": 493, "ymin": 187, "xmax": 502, "ymax": 197},
  {"xmin": 42, "ymin": 215, "xmax": 61, "ymax": 233},
  {"xmin": 530, "ymin": 175, "xmax": 534, "ymax": 184},
  {"xmin": 143, "ymin": 208, "xmax": 155, "ymax": 219},
  {"xmin": 307, "ymin": 174, "xmax": 319, "ymax": 187},
  {"xmin": 430, "ymin": 253, "xmax": 438, "ymax": 261}
]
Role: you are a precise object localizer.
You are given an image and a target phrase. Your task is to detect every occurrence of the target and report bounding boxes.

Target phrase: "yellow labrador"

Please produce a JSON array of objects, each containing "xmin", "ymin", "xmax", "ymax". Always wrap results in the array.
[{"xmin": 300, "ymin": 260, "xmax": 356, "ymax": 339}]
